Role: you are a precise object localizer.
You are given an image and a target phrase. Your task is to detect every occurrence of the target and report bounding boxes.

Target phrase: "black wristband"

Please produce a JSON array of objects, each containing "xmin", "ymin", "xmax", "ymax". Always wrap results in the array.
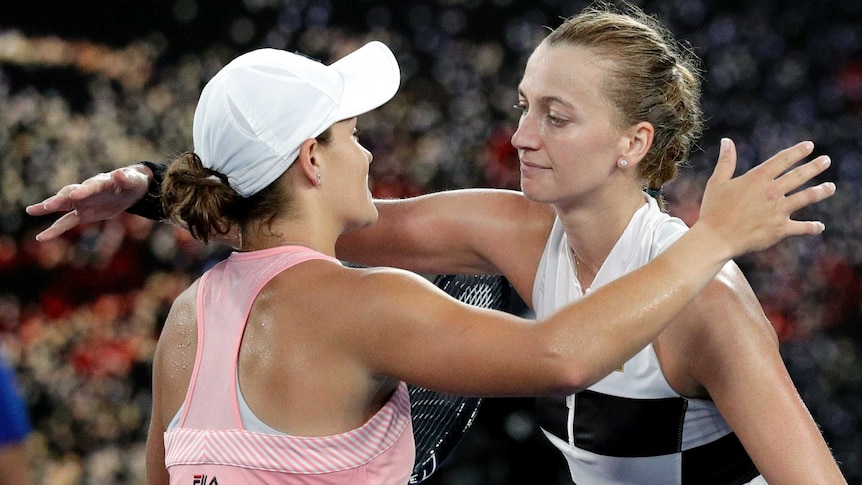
[{"xmin": 125, "ymin": 161, "xmax": 167, "ymax": 221}]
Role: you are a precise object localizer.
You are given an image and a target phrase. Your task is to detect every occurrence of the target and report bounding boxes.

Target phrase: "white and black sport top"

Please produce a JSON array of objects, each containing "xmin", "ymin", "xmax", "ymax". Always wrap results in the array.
[{"xmin": 532, "ymin": 195, "xmax": 764, "ymax": 485}]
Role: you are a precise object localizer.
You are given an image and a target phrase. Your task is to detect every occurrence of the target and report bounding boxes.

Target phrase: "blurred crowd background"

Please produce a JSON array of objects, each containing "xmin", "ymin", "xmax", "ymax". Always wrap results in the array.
[{"xmin": 0, "ymin": 0, "xmax": 860, "ymax": 483}]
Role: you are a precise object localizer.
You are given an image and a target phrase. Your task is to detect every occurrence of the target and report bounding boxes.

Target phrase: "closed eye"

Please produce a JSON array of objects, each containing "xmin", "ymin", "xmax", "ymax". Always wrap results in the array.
[
  {"xmin": 514, "ymin": 103, "xmax": 528, "ymax": 117},
  {"xmin": 547, "ymin": 114, "xmax": 568, "ymax": 126}
]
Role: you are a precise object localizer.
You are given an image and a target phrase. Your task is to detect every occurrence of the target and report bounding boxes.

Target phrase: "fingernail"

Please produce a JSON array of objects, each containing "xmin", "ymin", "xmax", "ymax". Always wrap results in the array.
[
  {"xmin": 720, "ymin": 138, "xmax": 729, "ymax": 150},
  {"xmin": 804, "ymin": 141, "xmax": 814, "ymax": 151},
  {"xmin": 822, "ymin": 156, "xmax": 831, "ymax": 168}
]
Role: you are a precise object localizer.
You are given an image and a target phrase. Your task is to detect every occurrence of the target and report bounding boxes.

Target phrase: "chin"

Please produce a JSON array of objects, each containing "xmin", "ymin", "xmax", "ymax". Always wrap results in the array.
[
  {"xmin": 519, "ymin": 178, "xmax": 549, "ymax": 203},
  {"xmin": 343, "ymin": 211, "xmax": 378, "ymax": 234},
  {"xmin": 367, "ymin": 210, "xmax": 379, "ymax": 225}
]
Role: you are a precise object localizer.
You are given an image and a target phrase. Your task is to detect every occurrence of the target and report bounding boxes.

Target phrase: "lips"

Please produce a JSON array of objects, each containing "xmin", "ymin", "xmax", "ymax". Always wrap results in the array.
[{"xmin": 520, "ymin": 159, "xmax": 549, "ymax": 176}]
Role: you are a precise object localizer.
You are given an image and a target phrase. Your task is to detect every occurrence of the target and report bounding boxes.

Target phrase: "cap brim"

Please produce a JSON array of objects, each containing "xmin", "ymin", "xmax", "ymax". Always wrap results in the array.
[{"xmin": 330, "ymin": 41, "xmax": 401, "ymax": 121}]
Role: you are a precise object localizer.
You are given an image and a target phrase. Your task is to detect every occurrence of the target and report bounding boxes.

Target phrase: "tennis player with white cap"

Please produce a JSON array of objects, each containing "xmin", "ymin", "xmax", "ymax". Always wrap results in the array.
[{"xmin": 60, "ymin": 40, "xmax": 829, "ymax": 484}]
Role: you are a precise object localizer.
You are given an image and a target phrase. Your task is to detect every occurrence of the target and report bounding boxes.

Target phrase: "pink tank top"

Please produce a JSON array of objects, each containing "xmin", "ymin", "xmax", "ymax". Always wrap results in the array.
[{"xmin": 164, "ymin": 246, "xmax": 415, "ymax": 485}]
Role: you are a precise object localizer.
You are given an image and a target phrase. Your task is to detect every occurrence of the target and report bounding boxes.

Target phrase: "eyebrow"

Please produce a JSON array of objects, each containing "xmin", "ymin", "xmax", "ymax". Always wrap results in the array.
[{"xmin": 518, "ymin": 88, "xmax": 575, "ymax": 110}]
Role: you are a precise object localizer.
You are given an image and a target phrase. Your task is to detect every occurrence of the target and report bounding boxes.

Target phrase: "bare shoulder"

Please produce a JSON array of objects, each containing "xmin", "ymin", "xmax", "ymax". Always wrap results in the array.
[
  {"xmin": 152, "ymin": 279, "xmax": 200, "ymax": 428},
  {"xmin": 322, "ymin": 263, "xmax": 443, "ymax": 311},
  {"xmin": 261, "ymin": 259, "xmax": 441, "ymax": 324},
  {"xmin": 154, "ymin": 279, "xmax": 200, "ymax": 381},
  {"xmin": 692, "ymin": 262, "xmax": 777, "ymax": 341},
  {"xmin": 159, "ymin": 280, "xmax": 199, "ymax": 348},
  {"xmin": 259, "ymin": 260, "xmax": 462, "ymax": 369}
]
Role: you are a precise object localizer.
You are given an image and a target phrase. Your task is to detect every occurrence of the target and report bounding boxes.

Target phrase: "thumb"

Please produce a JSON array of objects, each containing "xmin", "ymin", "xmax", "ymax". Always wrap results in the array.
[{"xmin": 709, "ymin": 138, "xmax": 737, "ymax": 185}]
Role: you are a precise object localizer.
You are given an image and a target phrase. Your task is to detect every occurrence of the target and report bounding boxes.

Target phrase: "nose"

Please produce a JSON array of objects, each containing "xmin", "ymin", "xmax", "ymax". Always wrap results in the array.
[{"xmin": 511, "ymin": 112, "xmax": 539, "ymax": 151}]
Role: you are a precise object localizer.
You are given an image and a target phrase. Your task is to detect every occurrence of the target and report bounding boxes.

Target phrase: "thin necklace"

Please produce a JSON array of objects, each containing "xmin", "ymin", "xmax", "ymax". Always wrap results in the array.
[{"xmin": 571, "ymin": 248, "xmax": 588, "ymax": 290}]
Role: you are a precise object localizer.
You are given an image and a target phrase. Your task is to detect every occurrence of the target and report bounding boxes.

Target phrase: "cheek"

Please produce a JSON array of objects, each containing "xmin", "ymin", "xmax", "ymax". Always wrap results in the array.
[
  {"xmin": 546, "ymin": 136, "xmax": 616, "ymax": 186},
  {"xmin": 550, "ymin": 126, "xmax": 616, "ymax": 164}
]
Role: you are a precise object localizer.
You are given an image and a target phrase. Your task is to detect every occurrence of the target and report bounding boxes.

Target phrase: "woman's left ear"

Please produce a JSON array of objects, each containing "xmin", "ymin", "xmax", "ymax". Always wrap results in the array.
[
  {"xmin": 296, "ymin": 138, "xmax": 323, "ymax": 186},
  {"xmin": 624, "ymin": 121, "xmax": 654, "ymax": 166}
]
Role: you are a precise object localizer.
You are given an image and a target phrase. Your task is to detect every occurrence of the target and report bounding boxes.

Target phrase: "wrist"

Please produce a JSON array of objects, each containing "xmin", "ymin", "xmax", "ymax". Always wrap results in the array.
[
  {"xmin": 132, "ymin": 162, "xmax": 155, "ymax": 181},
  {"xmin": 126, "ymin": 161, "xmax": 167, "ymax": 221},
  {"xmin": 686, "ymin": 222, "xmax": 735, "ymax": 264}
]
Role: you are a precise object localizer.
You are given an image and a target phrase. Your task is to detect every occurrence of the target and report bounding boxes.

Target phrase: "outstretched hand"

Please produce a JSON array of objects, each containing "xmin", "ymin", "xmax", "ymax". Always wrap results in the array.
[
  {"xmin": 697, "ymin": 138, "xmax": 835, "ymax": 258},
  {"xmin": 25, "ymin": 165, "xmax": 151, "ymax": 241}
]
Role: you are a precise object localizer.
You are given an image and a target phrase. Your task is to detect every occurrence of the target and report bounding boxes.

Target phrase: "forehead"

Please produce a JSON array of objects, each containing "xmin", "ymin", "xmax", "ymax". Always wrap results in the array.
[
  {"xmin": 332, "ymin": 117, "xmax": 357, "ymax": 131},
  {"xmin": 520, "ymin": 43, "xmax": 610, "ymax": 102}
]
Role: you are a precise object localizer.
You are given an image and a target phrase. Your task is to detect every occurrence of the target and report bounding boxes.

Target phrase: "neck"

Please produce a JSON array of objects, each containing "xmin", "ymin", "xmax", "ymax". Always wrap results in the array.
[
  {"xmin": 240, "ymin": 237, "xmax": 321, "ymax": 252},
  {"xmin": 238, "ymin": 223, "xmax": 336, "ymax": 257},
  {"xmin": 557, "ymin": 189, "xmax": 647, "ymax": 271}
]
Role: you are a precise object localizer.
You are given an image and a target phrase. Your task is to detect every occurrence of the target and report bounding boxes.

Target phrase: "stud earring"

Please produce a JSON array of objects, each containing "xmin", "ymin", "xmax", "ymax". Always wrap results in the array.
[
  {"xmin": 618, "ymin": 159, "xmax": 629, "ymax": 168},
  {"xmin": 316, "ymin": 173, "xmax": 322, "ymax": 184}
]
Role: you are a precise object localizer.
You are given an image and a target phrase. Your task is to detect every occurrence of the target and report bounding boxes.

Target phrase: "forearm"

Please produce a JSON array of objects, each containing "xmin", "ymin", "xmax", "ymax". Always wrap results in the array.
[
  {"xmin": 717, "ymin": 362, "xmax": 847, "ymax": 484},
  {"xmin": 337, "ymin": 189, "xmax": 551, "ymax": 280},
  {"xmin": 745, "ymin": 399, "xmax": 846, "ymax": 484},
  {"xmin": 336, "ymin": 199, "xmax": 423, "ymax": 268},
  {"xmin": 338, "ymin": 193, "xmax": 499, "ymax": 274}
]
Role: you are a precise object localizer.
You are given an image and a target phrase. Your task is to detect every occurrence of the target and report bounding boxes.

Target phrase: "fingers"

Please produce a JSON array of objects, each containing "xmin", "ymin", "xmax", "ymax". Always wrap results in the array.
[
  {"xmin": 784, "ymin": 220, "xmax": 827, "ymax": 237},
  {"xmin": 783, "ymin": 181, "xmax": 837, "ymax": 216},
  {"xmin": 699, "ymin": 137, "xmax": 836, "ymax": 256},
  {"xmin": 25, "ymin": 175, "xmax": 105, "ymax": 214},
  {"xmin": 756, "ymin": 140, "xmax": 816, "ymax": 181},
  {"xmin": 25, "ymin": 201, "xmax": 51, "ymax": 216},
  {"xmin": 70, "ymin": 172, "xmax": 114, "ymax": 200},
  {"xmin": 774, "ymin": 155, "xmax": 831, "ymax": 196},
  {"xmin": 34, "ymin": 211, "xmax": 81, "ymax": 242},
  {"xmin": 25, "ymin": 171, "xmax": 117, "ymax": 216},
  {"xmin": 774, "ymin": 152, "xmax": 835, "ymax": 239},
  {"xmin": 25, "ymin": 185, "xmax": 78, "ymax": 215}
]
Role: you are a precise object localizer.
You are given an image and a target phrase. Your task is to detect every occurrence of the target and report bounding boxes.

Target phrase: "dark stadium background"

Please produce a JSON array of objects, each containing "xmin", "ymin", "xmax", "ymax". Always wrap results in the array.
[{"xmin": 1, "ymin": 0, "xmax": 860, "ymax": 483}]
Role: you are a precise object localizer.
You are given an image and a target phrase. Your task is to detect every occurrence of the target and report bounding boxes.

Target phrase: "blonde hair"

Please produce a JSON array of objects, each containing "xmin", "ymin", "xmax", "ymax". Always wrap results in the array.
[{"xmin": 544, "ymin": 1, "xmax": 704, "ymax": 206}]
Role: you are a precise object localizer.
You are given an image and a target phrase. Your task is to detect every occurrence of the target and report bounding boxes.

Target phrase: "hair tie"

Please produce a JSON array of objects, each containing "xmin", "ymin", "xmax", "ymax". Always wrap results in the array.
[
  {"xmin": 205, "ymin": 168, "xmax": 229, "ymax": 185},
  {"xmin": 646, "ymin": 187, "xmax": 663, "ymax": 199}
]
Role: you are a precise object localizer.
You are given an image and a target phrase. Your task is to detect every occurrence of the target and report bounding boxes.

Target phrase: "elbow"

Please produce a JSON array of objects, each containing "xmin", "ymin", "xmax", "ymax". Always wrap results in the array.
[
  {"xmin": 556, "ymin": 368, "xmax": 593, "ymax": 396},
  {"xmin": 541, "ymin": 349, "xmax": 594, "ymax": 396},
  {"xmin": 526, "ymin": 327, "xmax": 607, "ymax": 396}
]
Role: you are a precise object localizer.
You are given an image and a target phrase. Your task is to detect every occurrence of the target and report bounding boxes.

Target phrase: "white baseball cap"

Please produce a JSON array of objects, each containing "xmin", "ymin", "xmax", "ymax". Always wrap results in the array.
[{"xmin": 193, "ymin": 41, "xmax": 400, "ymax": 197}]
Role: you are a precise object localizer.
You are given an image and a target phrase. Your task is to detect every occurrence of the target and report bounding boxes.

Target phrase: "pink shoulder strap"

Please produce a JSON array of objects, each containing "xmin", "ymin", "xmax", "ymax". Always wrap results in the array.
[{"xmin": 179, "ymin": 246, "xmax": 338, "ymax": 429}]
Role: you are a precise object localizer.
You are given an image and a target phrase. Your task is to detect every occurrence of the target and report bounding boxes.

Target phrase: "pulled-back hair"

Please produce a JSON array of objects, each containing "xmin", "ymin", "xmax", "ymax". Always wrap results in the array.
[
  {"xmin": 162, "ymin": 127, "xmax": 333, "ymax": 244},
  {"xmin": 544, "ymin": 1, "xmax": 704, "ymax": 203},
  {"xmin": 161, "ymin": 152, "xmax": 290, "ymax": 243}
]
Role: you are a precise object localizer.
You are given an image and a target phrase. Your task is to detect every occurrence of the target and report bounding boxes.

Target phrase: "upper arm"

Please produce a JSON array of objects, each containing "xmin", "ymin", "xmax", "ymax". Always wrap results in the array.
[
  {"xmin": 671, "ymin": 263, "xmax": 843, "ymax": 483},
  {"xmin": 146, "ymin": 332, "xmax": 171, "ymax": 485},
  {"xmin": 146, "ymin": 281, "xmax": 198, "ymax": 485},
  {"xmin": 335, "ymin": 267, "xmax": 575, "ymax": 397},
  {"xmin": 671, "ymin": 263, "xmax": 779, "ymax": 399},
  {"xmin": 335, "ymin": 189, "xmax": 554, "ymax": 298},
  {"xmin": 145, "ymin": 403, "xmax": 170, "ymax": 485}
]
